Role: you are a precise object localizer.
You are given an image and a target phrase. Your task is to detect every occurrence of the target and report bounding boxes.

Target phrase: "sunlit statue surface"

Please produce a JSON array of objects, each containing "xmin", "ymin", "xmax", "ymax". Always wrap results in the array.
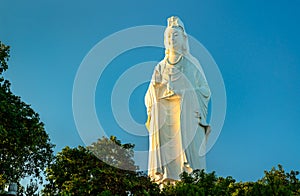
[{"xmin": 145, "ymin": 16, "xmax": 211, "ymax": 184}]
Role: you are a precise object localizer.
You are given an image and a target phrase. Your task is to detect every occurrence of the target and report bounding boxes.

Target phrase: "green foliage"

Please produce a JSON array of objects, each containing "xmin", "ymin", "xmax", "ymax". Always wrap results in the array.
[
  {"xmin": 42, "ymin": 136, "xmax": 300, "ymax": 196},
  {"xmin": 0, "ymin": 41, "xmax": 10, "ymax": 75},
  {"xmin": 0, "ymin": 42, "xmax": 54, "ymax": 185},
  {"xmin": 0, "ymin": 175, "xmax": 5, "ymax": 191},
  {"xmin": 161, "ymin": 170, "xmax": 235, "ymax": 196},
  {"xmin": 43, "ymin": 137, "xmax": 160, "ymax": 195},
  {"xmin": 258, "ymin": 164, "xmax": 300, "ymax": 195},
  {"xmin": 87, "ymin": 136, "xmax": 137, "ymax": 171},
  {"xmin": 161, "ymin": 165, "xmax": 300, "ymax": 196},
  {"xmin": 43, "ymin": 139, "xmax": 300, "ymax": 196}
]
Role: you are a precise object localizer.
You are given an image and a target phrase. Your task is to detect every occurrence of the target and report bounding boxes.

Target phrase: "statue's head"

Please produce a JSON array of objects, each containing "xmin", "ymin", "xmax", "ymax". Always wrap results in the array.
[{"xmin": 164, "ymin": 16, "xmax": 189, "ymax": 55}]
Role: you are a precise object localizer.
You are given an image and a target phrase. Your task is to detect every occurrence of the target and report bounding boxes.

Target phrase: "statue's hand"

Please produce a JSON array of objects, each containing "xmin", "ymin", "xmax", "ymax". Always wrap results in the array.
[
  {"xmin": 160, "ymin": 90, "xmax": 175, "ymax": 99},
  {"xmin": 166, "ymin": 90, "xmax": 175, "ymax": 96}
]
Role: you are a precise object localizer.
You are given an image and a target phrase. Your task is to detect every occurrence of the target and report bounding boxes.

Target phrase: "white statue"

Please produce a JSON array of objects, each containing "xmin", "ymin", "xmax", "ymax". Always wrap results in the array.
[{"xmin": 145, "ymin": 16, "xmax": 211, "ymax": 183}]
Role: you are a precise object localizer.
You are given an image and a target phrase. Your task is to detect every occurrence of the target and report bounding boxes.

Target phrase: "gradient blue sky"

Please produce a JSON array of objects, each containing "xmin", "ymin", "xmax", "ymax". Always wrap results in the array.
[{"xmin": 1, "ymin": 0, "xmax": 300, "ymax": 182}]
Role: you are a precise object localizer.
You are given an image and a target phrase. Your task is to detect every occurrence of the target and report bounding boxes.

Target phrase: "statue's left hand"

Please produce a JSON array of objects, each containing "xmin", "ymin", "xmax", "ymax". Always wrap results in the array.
[{"xmin": 160, "ymin": 90, "xmax": 175, "ymax": 99}]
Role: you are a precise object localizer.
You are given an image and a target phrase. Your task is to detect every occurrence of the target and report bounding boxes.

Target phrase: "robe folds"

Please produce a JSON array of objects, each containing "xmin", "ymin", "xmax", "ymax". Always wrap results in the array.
[{"xmin": 145, "ymin": 56, "xmax": 211, "ymax": 182}]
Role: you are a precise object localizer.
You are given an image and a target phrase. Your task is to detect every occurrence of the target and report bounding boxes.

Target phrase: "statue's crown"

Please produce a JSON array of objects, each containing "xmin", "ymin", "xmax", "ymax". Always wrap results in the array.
[{"xmin": 167, "ymin": 16, "xmax": 185, "ymax": 31}]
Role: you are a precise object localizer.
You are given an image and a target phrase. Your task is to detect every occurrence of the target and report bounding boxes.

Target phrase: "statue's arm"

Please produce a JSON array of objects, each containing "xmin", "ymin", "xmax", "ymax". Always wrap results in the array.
[
  {"xmin": 145, "ymin": 87, "xmax": 152, "ymax": 131},
  {"xmin": 151, "ymin": 63, "xmax": 163, "ymax": 86},
  {"xmin": 145, "ymin": 63, "xmax": 163, "ymax": 130}
]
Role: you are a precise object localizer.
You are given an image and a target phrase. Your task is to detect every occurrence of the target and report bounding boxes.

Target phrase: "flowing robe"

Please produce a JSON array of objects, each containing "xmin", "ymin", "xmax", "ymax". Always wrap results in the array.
[{"xmin": 145, "ymin": 56, "xmax": 211, "ymax": 182}]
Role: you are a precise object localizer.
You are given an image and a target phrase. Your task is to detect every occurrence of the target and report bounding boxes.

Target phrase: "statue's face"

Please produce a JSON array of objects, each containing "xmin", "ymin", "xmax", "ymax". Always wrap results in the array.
[{"xmin": 167, "ymin": 27, "xmax": 184, "ymax": 51}]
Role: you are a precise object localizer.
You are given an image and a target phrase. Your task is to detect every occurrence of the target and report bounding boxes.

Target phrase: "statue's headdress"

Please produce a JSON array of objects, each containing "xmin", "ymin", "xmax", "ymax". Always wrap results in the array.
[{"xmin": 167, "ymin": 16, "xmax": 186, "ymax": 35}]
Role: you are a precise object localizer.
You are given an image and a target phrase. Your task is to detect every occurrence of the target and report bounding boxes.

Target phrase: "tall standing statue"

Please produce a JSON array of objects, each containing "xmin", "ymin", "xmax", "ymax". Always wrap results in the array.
[{"xmin": 145, "ymin": 16, "xmax": 211, "ymax": 184}]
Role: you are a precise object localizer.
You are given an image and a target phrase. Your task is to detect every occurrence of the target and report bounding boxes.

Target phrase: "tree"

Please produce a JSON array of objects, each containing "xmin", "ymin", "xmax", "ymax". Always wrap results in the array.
[
  {"xmin": 0, "ymin": 174, "xmax": 6, "ymax": 194},
  {"xmin": 44, "ymin": 140, "xmax": 300, "ymax": 196},
  {"xmin": 258, "ymin": 164, "xmax": 300, "ymax": 196},
  {"xmin": 43, "ymin": 136, "xmax": 160, "ymax": 195},
  {"xmin": 161, "ymin": 170, "xmax": 223, "ymax": 195},
  {"xmin": 161, "ymin": 165, "xmax": 300, "ymax": 195},
  {"xmin": 0, "ymin": 41, "xmax": 54, "ymax": 186},
  {"xmin": 87, "ymin": 136, "xmax": 137, "ymax": 171}
]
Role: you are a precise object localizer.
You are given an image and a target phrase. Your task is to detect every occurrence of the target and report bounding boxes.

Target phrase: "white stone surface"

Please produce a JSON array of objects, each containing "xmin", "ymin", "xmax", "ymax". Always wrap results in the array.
[{"xmin": 145, "ymin": 16, "xmax": 211, "ymax": 183}]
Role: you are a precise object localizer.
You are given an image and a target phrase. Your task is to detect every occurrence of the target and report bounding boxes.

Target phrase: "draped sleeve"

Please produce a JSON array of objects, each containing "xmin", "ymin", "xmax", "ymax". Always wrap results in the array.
[{"xmin": 145, "ymin": 61, "xmax": 165, "ymax": 129}]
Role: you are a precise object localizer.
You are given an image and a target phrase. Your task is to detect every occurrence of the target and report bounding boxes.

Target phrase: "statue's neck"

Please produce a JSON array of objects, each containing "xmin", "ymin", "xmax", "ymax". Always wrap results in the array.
[{"xmin": 168, "ymin": 51, "xmax": 182, "ymax": 65}]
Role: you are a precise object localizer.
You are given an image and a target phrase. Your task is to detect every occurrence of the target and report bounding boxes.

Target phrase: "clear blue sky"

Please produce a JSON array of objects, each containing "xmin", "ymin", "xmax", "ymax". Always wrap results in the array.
[{"xmin": 1, "ymin": 0, "xmax": 300, "ymax": 182}]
